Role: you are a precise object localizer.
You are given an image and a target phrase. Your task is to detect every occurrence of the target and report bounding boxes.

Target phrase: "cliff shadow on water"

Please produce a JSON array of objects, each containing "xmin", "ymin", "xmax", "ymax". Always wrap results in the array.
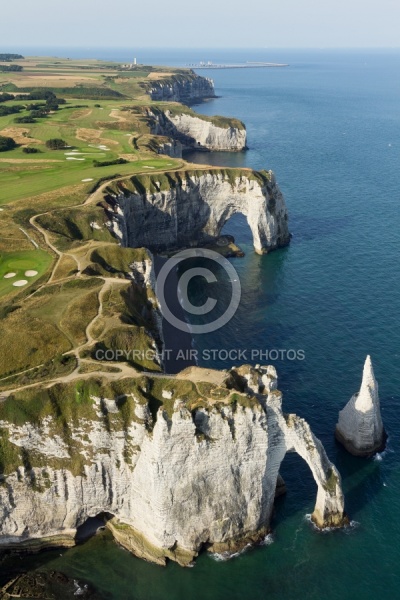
[
  {"xmin": 273, "ymin": 452, "xmax": 318, "ymax": 526},
  {"xmin": 153, "ymin": 211, "xmax": 259, "ymax": 375},
  {"xmin": 153, "ymin": 255, "xmax": 195, "ymax": 374}
]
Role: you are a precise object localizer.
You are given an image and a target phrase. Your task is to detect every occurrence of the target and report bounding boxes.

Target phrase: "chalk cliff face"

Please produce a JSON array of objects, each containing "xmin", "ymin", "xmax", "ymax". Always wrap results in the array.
[
  {"xmin": 335, "ymin": 356, "xmax": 386, "ymax": 456},
  {"xmin": 157, "ymin": 139, "xmax": 183, "ymax": 159},
  {"xmin": 0, "ymin": 366, "xmax": 347, "ymax": 566},
  {"xmin": 148, "ymin": 72, "xmax": 215, "ymax": 103},
  {"xmin": 105, "ymin": 169, "xmax": 290, "ymax": 254},
  {"xmin": 150, "ymin": 109, "xmax": 247, "ymax": 151}
]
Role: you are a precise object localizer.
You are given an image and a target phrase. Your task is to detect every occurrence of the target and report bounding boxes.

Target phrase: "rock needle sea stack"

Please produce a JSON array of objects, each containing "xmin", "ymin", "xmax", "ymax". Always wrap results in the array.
[{"xmin": 335, "ymin": 356, "xmax": 386, "ymax": 456}]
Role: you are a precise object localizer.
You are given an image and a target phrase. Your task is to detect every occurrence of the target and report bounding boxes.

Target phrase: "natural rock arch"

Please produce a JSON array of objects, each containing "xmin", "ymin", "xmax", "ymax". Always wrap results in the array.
[
  {"xmin": 283, "ymin": 413, "xmax": 346, "ymax": 528},
  {"xmin": 105, "ymin": 169, "xmax": 290, "ymax": 254},
  {"xmin": 0, "ymin": 366, "xmax": 346, "ymax": 566}
]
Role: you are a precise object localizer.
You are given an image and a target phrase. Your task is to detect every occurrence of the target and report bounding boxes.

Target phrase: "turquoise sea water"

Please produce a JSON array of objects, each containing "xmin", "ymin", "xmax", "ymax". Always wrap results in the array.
[{"xmin": 2, "ymin": 49, "xmax": 400, "ymax": 599}]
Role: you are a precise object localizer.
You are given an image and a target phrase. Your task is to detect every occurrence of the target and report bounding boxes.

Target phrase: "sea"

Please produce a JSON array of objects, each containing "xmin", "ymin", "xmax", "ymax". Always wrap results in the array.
[{"xmin": 1, "ymin": 47, "xmax": 400, "ymax": 599}]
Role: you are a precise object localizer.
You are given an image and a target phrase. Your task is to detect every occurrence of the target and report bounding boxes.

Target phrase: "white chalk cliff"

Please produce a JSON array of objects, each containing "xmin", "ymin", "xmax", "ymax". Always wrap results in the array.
[
  {"xmin": 105, "ymin": 168, "xmax": 290, "ymax": 254},
  {"xmin": 335, "ymin": 356, "xmax": 386, "ymax": 456},
  {"xmin": 148, "ymin": 72, "xmax": 215, "ymax": 103},
  {"xmin": 150, "ymin": 109, "xmax": 247, "ymax": 151},
  {"xmin": 0, "ymin": 366, "xmax": 347, "ymax": 566},
  {"xmin": 157, "ymin": 139, "xmax": 183, "ymax": 159}
]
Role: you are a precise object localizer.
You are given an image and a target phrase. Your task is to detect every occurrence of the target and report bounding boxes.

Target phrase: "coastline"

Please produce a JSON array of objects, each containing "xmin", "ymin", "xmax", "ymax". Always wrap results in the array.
[{"xmin": 1, "ymin": 47, "xmax": 399, "ymax": 600}]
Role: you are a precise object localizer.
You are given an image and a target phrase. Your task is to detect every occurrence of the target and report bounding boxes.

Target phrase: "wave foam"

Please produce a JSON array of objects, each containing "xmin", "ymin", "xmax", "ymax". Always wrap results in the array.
[
  {"xmin": 305, "ymin": 514, "xmax": 360, "ymax": 533},
  {"xmin": 374, "ymin": 439, "xmax": 394, "ymax": 462},
  {"xmin": 210, "ymin": 543, "xmax": 252, "ymax": 562}
]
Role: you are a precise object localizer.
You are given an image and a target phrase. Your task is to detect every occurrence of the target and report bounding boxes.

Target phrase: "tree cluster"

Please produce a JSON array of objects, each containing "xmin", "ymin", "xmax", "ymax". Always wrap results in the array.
[
  {"xmin": 0, "ymin": 65, "xmax": 23, "ymax": 72},
  {"xmin": 0, "ymin": 54, "xmax": 24, "ymax": 61},
  {"xmin": 45, "ymin": 138, "xmax": 68, "ymax": 150},
  {"xmin": 0, "ymin": 105, "xmax": 21, "ymax": 117},
  {"xmin": 0, "ymin": 93, "xmax": 15, "ymax": 103},
  {"xmin": 93, "ymin": 158, "xmax": 128, "ymax": 167},
  {"xmin": 0, "ymin": 135, "xmax": 16, "ymax": 152},
  {"xmin": 22, "ymin": 147, "xmax": 39, "ymax": 154}
]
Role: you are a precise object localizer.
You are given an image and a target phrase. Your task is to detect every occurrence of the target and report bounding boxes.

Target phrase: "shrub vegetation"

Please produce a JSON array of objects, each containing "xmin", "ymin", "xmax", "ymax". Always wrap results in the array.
[
  {"xmin": 46, "ymin": 138, "xmax": 68, "ymax": 150},
  {"xmin": 0, "ymin": 136, "xmax": 16, "ymax": 152},
  {"xmin": 93, "ymin": 158, "xmax": 128, "ymax": 168}
]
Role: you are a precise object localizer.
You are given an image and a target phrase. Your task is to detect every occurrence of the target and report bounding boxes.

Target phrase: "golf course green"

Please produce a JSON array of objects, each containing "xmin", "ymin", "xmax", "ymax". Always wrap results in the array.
[{"xmin": 0, "ymin": 249, "xmax": 52, "ymax": 297}]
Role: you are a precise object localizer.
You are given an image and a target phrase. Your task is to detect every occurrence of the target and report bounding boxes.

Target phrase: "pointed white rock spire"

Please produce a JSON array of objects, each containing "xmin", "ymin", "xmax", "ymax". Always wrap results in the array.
[
  {"xmin": 355, "ymin": 355, "xmax": 378, "ymax": 412},
  {"xmin": 335, "ymin": 356, "xmax": 386, "ymax": 456}
]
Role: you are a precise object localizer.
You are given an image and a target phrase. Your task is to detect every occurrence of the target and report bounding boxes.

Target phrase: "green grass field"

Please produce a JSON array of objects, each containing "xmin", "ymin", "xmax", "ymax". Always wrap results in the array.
[
  {"xmin": 0, "ymin": 98, "xmax": 181, "ymax": 205},
  {"xmin": 0, "ymin": 155, "xmax": 178, "ymax": 205},
  {"xmin": 0, "ymin": 55, "xmax": 225, "ymax": 392},
  {"xmin": 0, "ymin": 249, "xmax": 53, "ymax": 298}
]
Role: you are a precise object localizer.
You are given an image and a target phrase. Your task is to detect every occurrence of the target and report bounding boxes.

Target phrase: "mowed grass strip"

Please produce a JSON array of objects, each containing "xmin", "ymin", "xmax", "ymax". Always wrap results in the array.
[{"xmin": 0, "ymin": 249, "xmax": 53, "ymax": 298}]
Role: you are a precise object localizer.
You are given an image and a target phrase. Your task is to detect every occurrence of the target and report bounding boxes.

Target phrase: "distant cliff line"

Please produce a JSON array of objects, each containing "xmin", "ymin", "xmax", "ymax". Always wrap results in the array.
[{"xmin": 145, "ymin": 70, "xmax": 216, "ymax": 104}]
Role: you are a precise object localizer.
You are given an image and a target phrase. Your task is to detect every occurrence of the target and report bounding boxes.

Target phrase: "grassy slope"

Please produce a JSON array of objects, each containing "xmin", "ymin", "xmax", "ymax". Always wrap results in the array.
[
  {"xmin": 0, "ymin": 278, "xmax": 102, "ymax": 378},
  {"xmin": 0, "ymin": 55, "xmax": 257, "ymax": 395},
  {"xmin": 0, "ymin": 63, "xmax": 185, "ymax": 317}
]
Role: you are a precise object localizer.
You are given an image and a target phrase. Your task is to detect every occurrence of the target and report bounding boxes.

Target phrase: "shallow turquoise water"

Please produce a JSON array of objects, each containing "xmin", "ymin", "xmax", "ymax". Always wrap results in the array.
[{"xmin": 2, "ymin": 50, "xmax": 400, "ymax": 599}]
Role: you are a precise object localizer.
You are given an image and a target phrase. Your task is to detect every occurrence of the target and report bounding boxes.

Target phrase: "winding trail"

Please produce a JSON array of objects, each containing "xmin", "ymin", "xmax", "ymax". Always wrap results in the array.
[
  {"xmin": 0, "ymin": 363, "xmax": 226, "ymax": 401},
  {"xmin": 1, "ymin": 156, "xmax": 243, "ymax": 400}
]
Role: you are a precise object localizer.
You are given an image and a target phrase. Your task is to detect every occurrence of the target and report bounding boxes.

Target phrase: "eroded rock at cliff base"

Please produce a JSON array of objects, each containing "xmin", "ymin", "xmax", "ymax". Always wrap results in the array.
[
  {"xmin": 335, "ymin": 356, "xmax": 386, "ymax": 457},
  {"xmin": 0, "ymin": 571, "xmax": 101, "ymax": 600},
  {"xmin": 0, "ymin": 365, "xmax": 347, "ymax": 567}
]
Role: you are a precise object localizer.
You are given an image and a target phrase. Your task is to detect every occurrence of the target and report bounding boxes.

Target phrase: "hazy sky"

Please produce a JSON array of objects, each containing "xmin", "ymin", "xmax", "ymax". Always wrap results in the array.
[{"xmin": 2, "ymin": 0, "xmax": 400, "ymax": 48}]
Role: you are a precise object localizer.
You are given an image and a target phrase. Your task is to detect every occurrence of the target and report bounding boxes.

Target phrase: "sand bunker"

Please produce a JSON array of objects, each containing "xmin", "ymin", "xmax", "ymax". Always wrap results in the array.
[
  {"xmin": 76, "ymin": 128, "xmax": 118, "ymax": 146},
  {"xmin": 4, "ymin": 273, "xmax": 16, "ymax": 279},
  {"xmin": 82, "ymin": 178, "xmax": 94, "ymax": 182},
  {"xmin": 66, "ymin": 151, "xmax": 103, "ymax": 157},
  {"xmin": 25, "ymin": 270, "xmax": 38, "ymax": 277},
  {"xmin": 13, "ymin": 280, "xmax": 28, "ymax": 287},
  {"xmin": 0, "ymin": 127, "xmax": 40, "ymax": 146},
  {"xmin": 87, "ymin": 144, "xmax": 109, "ymax": 151},
  {"xmin": 66, "ymin": 157, "xmax": 85, "ymax": 161}
]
